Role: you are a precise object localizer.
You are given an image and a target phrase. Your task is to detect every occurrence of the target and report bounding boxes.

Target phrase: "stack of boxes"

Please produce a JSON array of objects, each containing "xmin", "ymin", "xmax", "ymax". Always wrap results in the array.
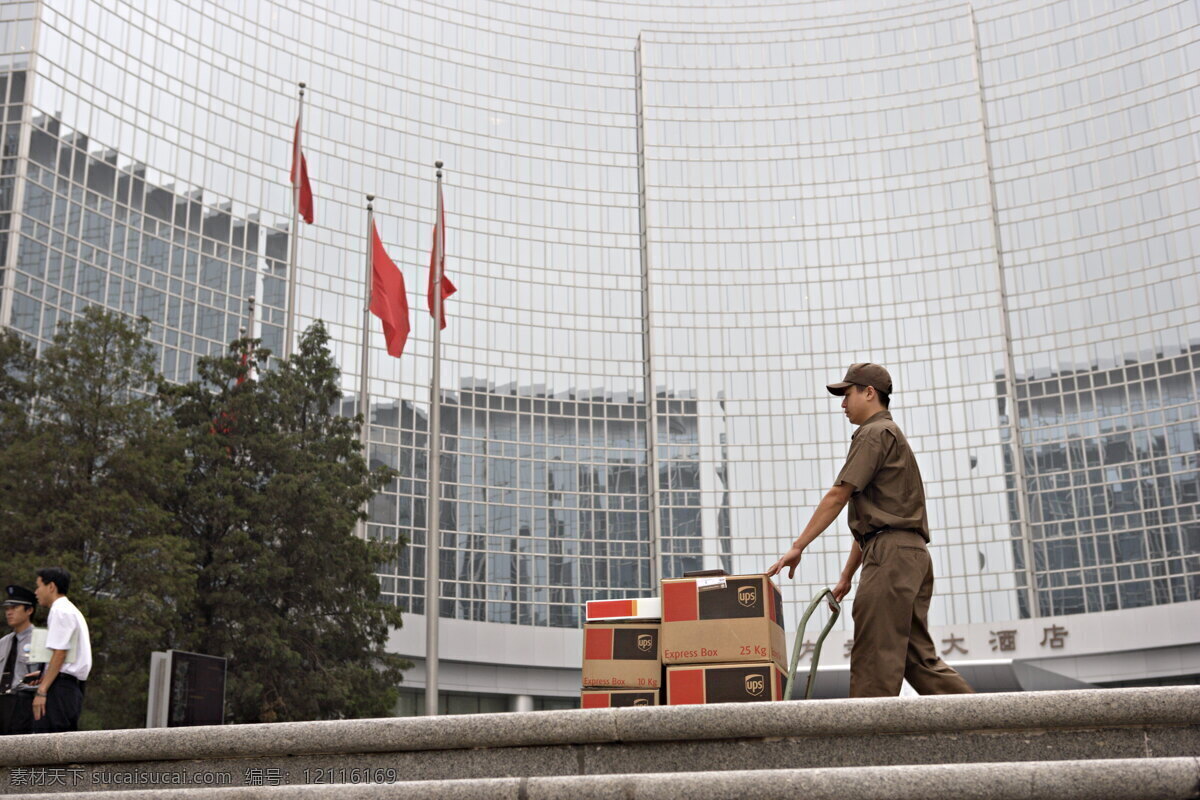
[
  {"xmin": 661, "ymin": 573, "xmax": 788, "ymax": 704},
  {"xmin": 579, "ymin": 573, "xmax": 789, "ymax": 707},
  {"xmin": 580, "ymin": 596, "xmax": 663, "ymax": 708}
]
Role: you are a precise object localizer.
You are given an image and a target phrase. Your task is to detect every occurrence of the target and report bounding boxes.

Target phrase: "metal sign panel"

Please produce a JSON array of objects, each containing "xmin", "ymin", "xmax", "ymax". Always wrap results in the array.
[{"xmin": 165, "ymin": 650, "xmax": 227, "ymax": 727}]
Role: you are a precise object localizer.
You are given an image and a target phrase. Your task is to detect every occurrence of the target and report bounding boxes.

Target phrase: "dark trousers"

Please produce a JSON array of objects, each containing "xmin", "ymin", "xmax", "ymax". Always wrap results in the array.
[
  {"xmin": 850, "ymin": 531, "xmax": 975, "ymax": 697},
  {"xmin": 1, "ymin": 691, "xmax": 35, "ymax": 735},
  {"xmin": 32, "ymin": 675, "xmax": 85, "ymax": 733}
]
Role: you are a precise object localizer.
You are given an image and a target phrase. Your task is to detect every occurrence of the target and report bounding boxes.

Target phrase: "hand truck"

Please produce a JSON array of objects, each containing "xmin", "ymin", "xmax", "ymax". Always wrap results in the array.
[{"xmin": 783, "ymin": 589, "xmax": 842, "ymax": 700}]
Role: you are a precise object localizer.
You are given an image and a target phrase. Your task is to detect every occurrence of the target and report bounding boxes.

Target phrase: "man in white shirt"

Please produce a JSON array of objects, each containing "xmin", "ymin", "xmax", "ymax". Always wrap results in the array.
[{"xmin": 32, "ymin": 567, "xmax": 92, "ymax": 733}]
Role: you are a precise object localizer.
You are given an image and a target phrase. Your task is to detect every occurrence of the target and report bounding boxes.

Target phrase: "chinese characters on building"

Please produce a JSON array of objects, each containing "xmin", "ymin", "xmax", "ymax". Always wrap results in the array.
[{"xmin": 840, "ymin": 625, "xmax": 1071, "ymax": 661}]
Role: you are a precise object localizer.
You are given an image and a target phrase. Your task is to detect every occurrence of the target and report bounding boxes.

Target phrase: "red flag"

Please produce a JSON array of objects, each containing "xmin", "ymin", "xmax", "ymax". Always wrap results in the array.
[
  {"xmin": 290, "ymin": 119, "xmax": 314, "ymax": 224},
  {"xmin": 427, "ymin": 184, "xmax": 456, "ymax": 329},
  {"xmin": 370, "ymin": 220, "xmax": 410, "ymax": 358},
  {"xmin": 236, "ymin": 344, "xmax": 259, "ymax": 386},
  {"xmin": 236, "ymin": 348, "xmax": 250, "ymax": 386}
]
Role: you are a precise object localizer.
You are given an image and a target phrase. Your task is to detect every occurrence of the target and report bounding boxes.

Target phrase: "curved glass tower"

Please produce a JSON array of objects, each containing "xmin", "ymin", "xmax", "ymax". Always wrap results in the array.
[{"xmin": 2, "ymin": 0, "xmax": 1197, "ymax": 710}]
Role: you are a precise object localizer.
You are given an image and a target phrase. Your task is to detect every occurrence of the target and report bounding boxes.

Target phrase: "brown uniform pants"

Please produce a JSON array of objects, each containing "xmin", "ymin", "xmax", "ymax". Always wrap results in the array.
[{"xmin": 850, "ymin": 530, "xmax": 974, "ymax": 697}]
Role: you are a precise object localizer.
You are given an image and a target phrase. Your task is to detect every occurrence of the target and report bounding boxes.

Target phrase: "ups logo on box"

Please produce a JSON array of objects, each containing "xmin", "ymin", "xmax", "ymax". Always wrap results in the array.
[
  {"xmin": 696, "ymin": 578, "xmax": 764, "ymax": 620},
  {"xmin": 703, "ymin": 665, "xmax": 778, "ymax": 703},
  {"xmin": 612, "ymin": 628, "xmax": 659, "ymax": 660},
  {"xmin": 611, "ymin": 692, "xmax": 657, "ymax": 707}
]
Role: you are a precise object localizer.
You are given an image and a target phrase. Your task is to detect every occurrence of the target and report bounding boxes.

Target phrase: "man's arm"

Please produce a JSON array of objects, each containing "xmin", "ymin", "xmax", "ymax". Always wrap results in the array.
[
  {"xmin": 766, "ymin": 482, "xmax": 854, "ymax": 579},
  {"xmin": 31, "ymin": 649, "xmax": 66, "ymax": 721},
  {"xmin": 831, "ymin": 539, "xmax": 862, "ymax": 601}
]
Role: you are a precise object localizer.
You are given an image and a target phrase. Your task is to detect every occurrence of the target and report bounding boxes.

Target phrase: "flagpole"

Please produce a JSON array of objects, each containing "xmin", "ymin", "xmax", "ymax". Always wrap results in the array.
[
  {"xmin": 246, "ymin": 295, "xmax": 256, "ymax": 344},
  {"xmin": 236, "ymin": 296, "xmax": 257, "ymax": 384},
  {"xmin": 425, "ymin": 161, "xmax": 444, "ymax": 716},
  {"xmin": 246, "ymin": 294, "xmax": 257, "ymax": 378},
  {"xmin": 284, "ymin": 81, "xmax": 306, "ymax": 360},
  {"xmin": 359, "ymin": 195, "xmax": 375, "ymax": 540},
  {"xmin": 246, "ymin": 296, "xmax": 255, "ymax": 381}
]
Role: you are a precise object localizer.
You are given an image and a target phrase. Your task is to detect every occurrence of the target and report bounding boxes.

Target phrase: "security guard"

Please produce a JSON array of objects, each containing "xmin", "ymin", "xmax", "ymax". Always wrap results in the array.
[
  {"xmin": 768, "ymin": 363, "xmax": 973, "ymax": 697},
  {"xmin": 1, "ymin": 584, "xmax": 41, "ymax": 734}
]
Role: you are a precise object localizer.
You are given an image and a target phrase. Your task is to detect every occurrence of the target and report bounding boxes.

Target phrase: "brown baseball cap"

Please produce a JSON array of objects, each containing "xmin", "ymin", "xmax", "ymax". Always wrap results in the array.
[{"xmin": 826, "ymin": 363, "xmax": 893, "ymax": 396}]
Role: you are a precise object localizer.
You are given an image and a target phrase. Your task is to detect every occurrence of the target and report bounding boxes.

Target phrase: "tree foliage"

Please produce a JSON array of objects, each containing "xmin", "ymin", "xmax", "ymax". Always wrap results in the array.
[
  {"xmin": 168, "ymin": 319, "xmax": 407, "ymax": 723},
  {"xmin": 0, "ymin": 329, "xmax": 34, "ymax": 442},
  {"xmin": 0, "ymin": 311, "xmax": 407, "ymax": 728},
  {"xmin": 0, "ymin": 309, "xmax": 192, "ymax": 729}
]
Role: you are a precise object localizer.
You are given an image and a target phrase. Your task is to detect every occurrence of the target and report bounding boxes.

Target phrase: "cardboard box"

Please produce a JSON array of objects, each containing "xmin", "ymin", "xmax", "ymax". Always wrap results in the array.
[
  {"xmin": 661, "ymin": 574, "xmax": 786, "ymax": 670},
  {"xmin": 582, "ymin": 623, "xmax": 661, "ymax": 689},
  {"xmin": 585, "ymin": 596, "xmax": 662, "ymax": 622},
  {"xmin": 581, "ymin": 689, "xmax": 660, "ymax": 708},
  {"xmin": 666, "ymin": 662, "xmax": 787, "ymax": 704}
]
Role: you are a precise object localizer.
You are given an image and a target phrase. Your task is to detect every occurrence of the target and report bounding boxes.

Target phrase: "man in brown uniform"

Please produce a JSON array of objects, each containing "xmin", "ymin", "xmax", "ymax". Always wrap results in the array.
[{"xmin": 767, "ymin": 363, "xmax": 972, "ymax": 697}]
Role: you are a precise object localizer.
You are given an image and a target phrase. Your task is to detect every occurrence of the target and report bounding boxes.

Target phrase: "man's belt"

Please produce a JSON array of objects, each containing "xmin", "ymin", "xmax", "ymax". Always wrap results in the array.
[
  {"xmin": 859, "ymin": 528, "xmax": 889, "ymax": 546},
  {"xmin": 859, "ymin": 527, "xmax": 924, "ymax": 546}
]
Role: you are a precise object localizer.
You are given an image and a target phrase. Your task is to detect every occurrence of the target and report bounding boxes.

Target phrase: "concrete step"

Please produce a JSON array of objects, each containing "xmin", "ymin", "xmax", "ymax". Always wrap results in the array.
[
  {"xmin": 3, "ymin": 759, "xmax": 1199, "ymax": 800},
  {"xmin": 2, "ymin": 687, "xmax": 1197, "ymax": 795}
]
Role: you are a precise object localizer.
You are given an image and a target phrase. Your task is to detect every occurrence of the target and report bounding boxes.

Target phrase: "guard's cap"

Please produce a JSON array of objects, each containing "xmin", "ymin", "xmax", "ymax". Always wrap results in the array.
[
  {"xmin": 827, "ymin": 363, "xmax": 893, "ymax": 396},
  {"xmin": 3, "ymin": 585, "xmax": 36, "ymax": 608}
]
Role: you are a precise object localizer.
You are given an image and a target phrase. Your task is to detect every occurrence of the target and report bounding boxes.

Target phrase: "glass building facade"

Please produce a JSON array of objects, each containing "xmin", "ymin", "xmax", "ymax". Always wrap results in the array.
[{"xmin": 1, "ymin": 0, "xmax": 1197, "ymax": 675}]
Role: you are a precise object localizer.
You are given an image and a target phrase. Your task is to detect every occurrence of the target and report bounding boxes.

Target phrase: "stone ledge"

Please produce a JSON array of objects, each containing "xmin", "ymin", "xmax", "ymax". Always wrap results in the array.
[
  {"xmin": 4, "ymin": 723, "xmax": 1197, "ymax": 793},
  {"xmin": 4, "ymin": 686, "xmax": 1198, "ymax": 769},
  {"xmin": 3, "ymin": 758, "xmax": 1199, "ymax": 800}
]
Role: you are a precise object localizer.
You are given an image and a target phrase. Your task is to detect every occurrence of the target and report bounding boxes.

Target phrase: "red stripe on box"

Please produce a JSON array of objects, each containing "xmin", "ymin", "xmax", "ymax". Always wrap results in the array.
[
  {"xmin": 662, "ymin": 581, "xmax": 698, "ymax": 622},
  {"xmin": 668, "ymin": 668, "xmax": 705, "ymax": 705},
  {"xmin": 776, "ymin": 669, "xmax": 784, "ymax": 701},
  {"xmin": 584, "ymin": 627, "xmax": 614, "ymax": 661},
  {"xmin": 582, "ymin": 692, "xmax": 609, "ymax": 709},
  {"xmin": 587, "ymin": 599, "xmax": 635, "ymax": 619},
  {"xmin": 767, "ymin": 581, "xmax": 777, "ymax": 623}
]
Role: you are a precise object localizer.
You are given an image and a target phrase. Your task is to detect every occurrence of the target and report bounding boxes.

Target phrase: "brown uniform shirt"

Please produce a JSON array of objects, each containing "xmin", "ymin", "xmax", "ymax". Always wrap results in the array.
[{"xmin": 834, "ymin": 410, "xmax": 930, "ymax": 544}]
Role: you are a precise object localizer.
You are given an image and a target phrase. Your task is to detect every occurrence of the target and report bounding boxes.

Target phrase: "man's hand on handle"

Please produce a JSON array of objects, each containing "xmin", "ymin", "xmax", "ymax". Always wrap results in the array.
[{"xmin": 831, "ymin": 574, "xmax": 852, "ymax": 602}]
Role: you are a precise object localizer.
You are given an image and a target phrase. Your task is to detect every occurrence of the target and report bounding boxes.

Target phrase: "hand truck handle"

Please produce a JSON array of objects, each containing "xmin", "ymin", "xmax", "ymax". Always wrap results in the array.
[{"xmin": 783, "ymin": 588, "xmax": 841, "ymax": 701}]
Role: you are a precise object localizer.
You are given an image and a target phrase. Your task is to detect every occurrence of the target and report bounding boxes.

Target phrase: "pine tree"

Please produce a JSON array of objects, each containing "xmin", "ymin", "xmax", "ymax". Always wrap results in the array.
[
  {"xmin": 0, "ymin": 308, "xmax": 193, "ymax": 729},
  {"xmin": 170, "ymin": 321, "xmax": 408, "ymax": 723},
  {"xmin": 0, "ymin": 329, "xmax": 34, "ymax": 441}
]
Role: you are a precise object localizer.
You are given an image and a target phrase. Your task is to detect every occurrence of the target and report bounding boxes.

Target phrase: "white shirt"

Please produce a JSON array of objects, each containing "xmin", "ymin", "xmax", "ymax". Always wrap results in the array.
[{"xmin": 45, "ymin": 596, "xmax": 92, "ymax": 681}]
